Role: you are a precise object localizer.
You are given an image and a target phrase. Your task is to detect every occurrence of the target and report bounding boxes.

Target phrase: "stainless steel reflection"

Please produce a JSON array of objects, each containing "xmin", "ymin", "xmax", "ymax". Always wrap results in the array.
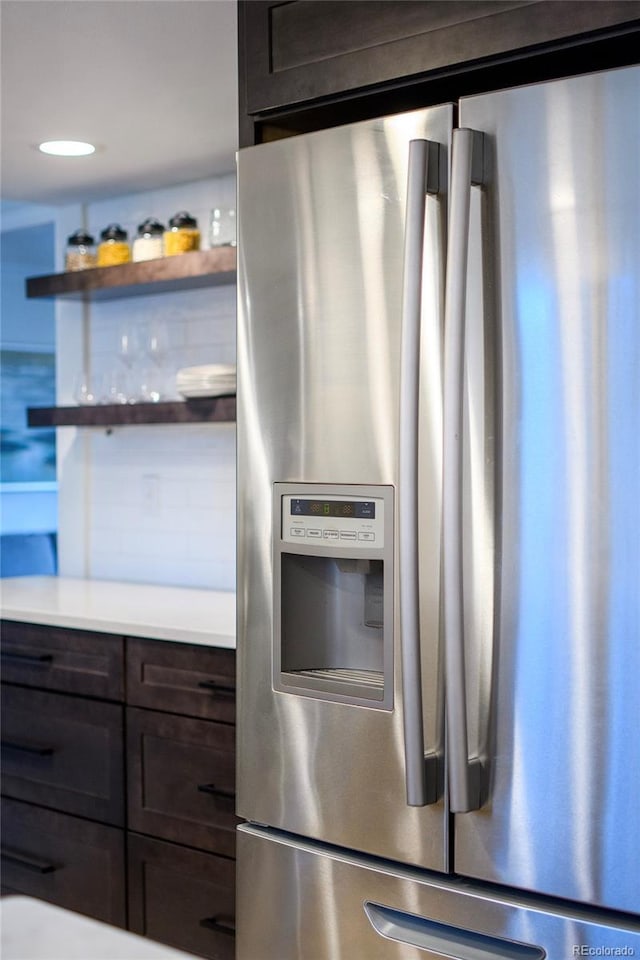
[
  {"xmin": 237, "ymin": 825, "xmax": 640, "ymax": 960},
  {"xmin": 237, "ymin": 106, "xmax": 452, "ymax": 869},
  {"xmin": 456, "ymin": 65, "xmax": 640, "ymax": 913}
]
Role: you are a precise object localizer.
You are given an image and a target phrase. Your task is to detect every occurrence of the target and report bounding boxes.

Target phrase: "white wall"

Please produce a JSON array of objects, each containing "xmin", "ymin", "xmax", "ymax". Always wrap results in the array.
[{"xmin": 56, "ymin": 174, "xmax": 236, "ymax": 590}]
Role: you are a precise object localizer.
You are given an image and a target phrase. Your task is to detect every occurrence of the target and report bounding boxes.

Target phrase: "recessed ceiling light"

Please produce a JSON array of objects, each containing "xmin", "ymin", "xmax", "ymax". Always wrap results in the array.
[{"xmin": 38, "ymin": 140, "xmax": 96, "ymax": 157}]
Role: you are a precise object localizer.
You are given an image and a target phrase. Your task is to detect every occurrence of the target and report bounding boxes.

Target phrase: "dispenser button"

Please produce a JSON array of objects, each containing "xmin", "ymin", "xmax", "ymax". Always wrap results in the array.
[
  {"xmin": 358, "ymin": 532, "xmax": 375, "ymax": 542},
  {"xmin": 340, "ymin": 531, "xmax": 357, "ymax": 541},
  {"xmin": 307, "ymin": 529, "xmax": 322, "ymax": 538},
  {"xmin": 290, "ymin": 527, "xmax": 305, "ymax": 537},
  {"xmin": 323, "ymin": 530, "xmax": 339, "ymax": 540}
]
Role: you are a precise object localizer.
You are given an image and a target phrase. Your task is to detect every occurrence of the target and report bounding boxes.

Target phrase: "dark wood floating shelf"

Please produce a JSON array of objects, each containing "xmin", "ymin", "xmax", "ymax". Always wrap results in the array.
[
  {"xmin": 26, "ymin": 248, "xmax": 237, "ymax": 301},
  {"xmin": 27, "ymin": 396, "xmax": 236, "ymax": 428}
]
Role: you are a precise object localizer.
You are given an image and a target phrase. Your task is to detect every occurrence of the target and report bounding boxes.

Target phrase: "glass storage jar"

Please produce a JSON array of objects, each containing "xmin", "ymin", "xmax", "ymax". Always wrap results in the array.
[
  {"xmin": 209, "ymin": 208, "xmax": 236, "ymax": 247},
  {"xmin": 164, "ymin": 211, "xmax": 200, "ymax": 256},
  {"xmin": 97, "ymin": 224, "xmax": 131, "ymax": 266},
  {"xmin": 65, "ymin": 230, "xmax": 96, "ymax": 271},
  {"xmin": 132, "ymin": 218, "xmax": 165, "ymax": 262}
]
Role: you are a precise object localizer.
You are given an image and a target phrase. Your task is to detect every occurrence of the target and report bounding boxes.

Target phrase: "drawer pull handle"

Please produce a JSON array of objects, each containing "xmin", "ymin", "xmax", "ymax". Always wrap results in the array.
[
  {"xmin": 1, "ymin": 739, "xmax": 55, "ymax": 757},
  {"xmin": 1, "ymin": 847, "xmax": 58, "ymax": 874},
  {"xmin": 1, "ymin": 649, "xmax": 53, "ymax": 665},
  {"xmin": 198, "ymin": 679, "xmax": 235, "ymax": 698},
  {"xmin": 200, "ymin": 915, "xmax": 235, "ymax": 936},
  {"xmin": 197, "ymin": 782, "xmax": 235, "ymax": 801}
]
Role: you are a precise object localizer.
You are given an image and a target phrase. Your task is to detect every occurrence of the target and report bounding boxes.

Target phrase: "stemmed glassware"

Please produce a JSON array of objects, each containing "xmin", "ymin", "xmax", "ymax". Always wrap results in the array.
[
  {"xmin": 74, "ymin": 372, "xmax": 98, "ymax": 405},
  {"xmin": 140, "ymin": 319, "xmax": 169, "ymax": 402},
  {"xmin": 115, "ymin": 322, "xmax": 140, "ymax": 403},
  {"xmin": 102, "ymin": 320, "xmax": 171, "ymax": 404}
]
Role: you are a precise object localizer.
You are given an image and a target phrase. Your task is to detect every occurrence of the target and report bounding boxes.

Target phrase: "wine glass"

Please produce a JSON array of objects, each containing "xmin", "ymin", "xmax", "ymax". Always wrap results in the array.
[
  {"xmin": 101, "ymin": 369, "xmax": 128, "ymax": 404},
  {"xmin": 116, "ymin": 323, "xmax": 140, "ymax": 402},
  {"xmin": 142, "ymin": 319, "xmax": 169, "ymax": 402},
  {"xmin": 74, "ymin": 372, "xmax": 97, "ymax": 405}
]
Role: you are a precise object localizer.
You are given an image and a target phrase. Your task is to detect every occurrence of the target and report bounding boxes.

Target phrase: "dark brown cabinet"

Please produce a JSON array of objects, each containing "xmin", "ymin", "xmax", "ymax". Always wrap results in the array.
[
  {"xmin": 1, "ymin": 796, "xmax": 126, "ymax": 926},
  {"xmin": 127, "ymin": 707, "xmax": 238, "ymax": 858},
  {"xmin": 1, "ymin": 685, "xmax": 124, "ymax": 825},
  {"xmin": 127, "ymin": 637, "xmax": 236, "ymax": 724},
  {"xmin": 1, "ymin": 621, "xmax": 126, "ymax": 925},
  {"xmin": 0, "ymin": 619, "xmax": 123, "ymax": 699},
  {"xmin": 1, "ymin": 619, "xmax": 236, "ymax": 959},
  {"xmin": 128, "ymin": 833, "xmax": 235, "ymax": 960},
  {"xmin": 125, "ymin": 637, "xmax": 237, "ymax": 956},
  {"xmin": 239, "ymin": 0, "xmax": 640, "ymax": 146}
]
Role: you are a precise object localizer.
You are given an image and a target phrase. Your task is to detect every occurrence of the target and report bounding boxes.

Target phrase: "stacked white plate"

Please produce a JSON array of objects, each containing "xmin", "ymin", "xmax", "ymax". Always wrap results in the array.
[{"xmin": 176, "ymin": 364, "xmax": 236, "ymax": 399}]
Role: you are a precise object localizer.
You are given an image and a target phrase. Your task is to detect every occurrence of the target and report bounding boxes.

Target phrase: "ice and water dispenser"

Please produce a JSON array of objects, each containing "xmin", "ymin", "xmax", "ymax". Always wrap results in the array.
[{"xmin": 273, "ymin": 484, "xmax": 394, "ymax": 709}]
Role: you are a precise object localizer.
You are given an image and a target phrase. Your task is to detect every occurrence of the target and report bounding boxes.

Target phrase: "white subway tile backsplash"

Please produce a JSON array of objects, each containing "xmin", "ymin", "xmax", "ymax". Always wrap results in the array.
[
  {"xmin": 85, "ymin": 421, "xmax": 236, "ymax": 588},
  {"xmin": 90, "ymin": 526, "xmax": 124, "ymax": 555}
]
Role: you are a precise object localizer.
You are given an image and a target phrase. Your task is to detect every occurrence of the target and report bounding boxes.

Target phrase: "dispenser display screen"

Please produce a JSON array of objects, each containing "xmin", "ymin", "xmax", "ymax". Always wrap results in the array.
[{"xmin": 290, "ymin": 499, "xmax": 375, "ymax": 519}]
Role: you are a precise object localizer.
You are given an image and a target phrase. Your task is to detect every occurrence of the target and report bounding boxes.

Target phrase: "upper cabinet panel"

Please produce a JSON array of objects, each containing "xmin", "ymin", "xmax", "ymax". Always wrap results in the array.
[
  {"xmin": 239, "ymin": 0, "xmax": 640, "ymax": 143},
  {"xmin": 268, "ymin": 0, "xmax": 529, "ymax": 76}
]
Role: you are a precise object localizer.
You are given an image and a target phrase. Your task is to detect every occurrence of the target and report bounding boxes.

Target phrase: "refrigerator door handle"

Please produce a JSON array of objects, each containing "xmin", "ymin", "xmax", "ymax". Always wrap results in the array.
[
  {"xmin": 364, "ymin": 902, "xmax": 546, "ymax": 959},
  {"xmin": 443, "ymin": 128, "xmax": 485, "ymax": 814},
  {"xmin": 399, "ymin": 138, "xmax": 441, "ymax": 807}
]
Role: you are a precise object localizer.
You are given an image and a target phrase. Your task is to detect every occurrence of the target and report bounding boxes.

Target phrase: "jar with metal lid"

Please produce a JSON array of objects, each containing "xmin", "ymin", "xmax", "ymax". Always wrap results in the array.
[
  {"xmin": 164, "ymin": 211, "xmax": 200, "ymax": 256},
  {"xmin": 97, "ymin": 224, "xmax": 131, "ymax": 267},
  {"xmin": 132, "ymin": 218, "xmax": 165, "ymax": 262},
  {"xmin": 65, "ymin": 230, "xmax": 96, "ymax": 271}
]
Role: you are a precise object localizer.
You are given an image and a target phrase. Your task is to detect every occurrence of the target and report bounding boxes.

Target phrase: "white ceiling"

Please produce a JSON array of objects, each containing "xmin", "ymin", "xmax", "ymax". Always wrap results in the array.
[{"xmin": 0, "ymin": 0, "xmax": 239, "ymax": 207}]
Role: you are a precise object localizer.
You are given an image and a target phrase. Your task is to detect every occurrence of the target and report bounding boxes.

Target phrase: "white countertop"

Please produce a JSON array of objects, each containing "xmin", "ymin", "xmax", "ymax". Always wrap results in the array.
[
  {"xmin": 0, "ymin": 576, "xmax": 235, "ymax": 648},
  {"xmin": 1, "ymin": 897, "xmax": 199, "ymax": 960}
]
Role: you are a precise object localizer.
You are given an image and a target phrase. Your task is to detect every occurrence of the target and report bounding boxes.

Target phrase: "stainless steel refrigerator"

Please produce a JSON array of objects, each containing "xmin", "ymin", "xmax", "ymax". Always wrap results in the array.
[{"xmin": 236, "ymin": 65, "xmax": 640, "ymax": 958}]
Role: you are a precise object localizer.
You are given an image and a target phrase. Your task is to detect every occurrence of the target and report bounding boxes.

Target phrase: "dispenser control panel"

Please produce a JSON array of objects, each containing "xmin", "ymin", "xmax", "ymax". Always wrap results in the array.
[{"xmin": 282, "ymin": 494, "xmax": 384, "ymax": 548}]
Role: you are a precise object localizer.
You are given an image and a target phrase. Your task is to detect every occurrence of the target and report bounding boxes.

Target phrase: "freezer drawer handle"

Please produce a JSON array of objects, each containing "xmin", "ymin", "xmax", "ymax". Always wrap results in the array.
[
  {"xmin": 1, "ymin": 649, "xmax": 53, "ymax": 665},
  {"xmin": 364, "ymin": 902, "xmax": 545, "ymax": 959},
  {"xmin": 199, "ymin": 915, "xmax": 235, "ymax": 936},
  {"xmin": 399, "ymin": 137, "xmax": 442, "ymax": 808},
  {"xmin": 1, "ymin": 846, "xmax": 58, "ymax": 874},
  {"xmin": 443, "ymin": 127, "xmax": 485, "ymax": 813},
  {"xmin": 1, "ymin": 738, "xmax": 55, "ymax": 757}
]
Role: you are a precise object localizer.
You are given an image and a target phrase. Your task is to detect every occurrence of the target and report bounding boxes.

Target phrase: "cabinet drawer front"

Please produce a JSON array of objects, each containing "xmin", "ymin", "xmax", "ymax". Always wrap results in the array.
[
  {"xmin": 1, "ymin": 685, "xmax": 124, "ymax": 825},
  {"xmin": 1, "ymin": 797, "xmax": 125, "ymax": 926},
  {"xmin": 127, "ymin": 638, "xmax": 235, "ymax": 723},
  {"xmin": 127, "ymin": 708, "xmax": 238, "ymax": 857},
  {"xmin": 128, "ymin": 832, "xmax": 235, "ymax": 960},
  {"xmin": 0, "ymin": 620, "xmax": 123, "ymax": 700}
]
